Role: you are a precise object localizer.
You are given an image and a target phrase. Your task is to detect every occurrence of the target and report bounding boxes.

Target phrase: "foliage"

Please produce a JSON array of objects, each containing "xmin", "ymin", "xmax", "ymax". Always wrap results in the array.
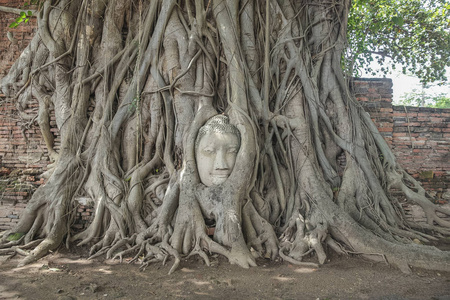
[
  {"xmin": 9, "ymin": 10, "xmax": 33, "ymax": 28},
  {"xmin": 347, "ymin": 0, "xmax": 450, "ymax": 85},
  {"xmin": 8, "ymin": 0, "xmax": 39, "ymax": 28},
  {"xmin": 431, "ymin": 94, "xmax": 450, "ymax": 108},
  {"xmin": 399, "ymin": 89, "xmax": 450, "ymax": 108}
]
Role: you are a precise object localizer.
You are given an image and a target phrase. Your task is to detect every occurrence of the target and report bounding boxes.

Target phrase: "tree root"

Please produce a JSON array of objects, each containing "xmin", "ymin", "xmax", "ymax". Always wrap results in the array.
[
  {"xmin": 0, "ymin": 235, "xmax": 25, "ymax": 249},
  {"xmin": 278, "ymin": 248, "xmax": 319, "ymax": 268},
  {"xmin": 0, "ymin": 239, "xmax": 43, "ymax": 261},
  {"xmin": 401, "ymin": 182, "xmax": 450, "ymax": 227},
  {"xmin": 327, "ymin": 199, "xmax": 450, "ymax": 273},
  {"xmin": 109, "ymin": 234, "xmax": 181, "ymax": 274},
  {"xmin": 280, "ymin": 212, "xmax": 329, "ymax": 265}
]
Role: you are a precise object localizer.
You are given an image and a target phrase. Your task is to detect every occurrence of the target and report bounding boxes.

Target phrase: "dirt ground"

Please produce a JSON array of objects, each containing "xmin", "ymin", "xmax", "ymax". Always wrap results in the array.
[{"xmin": 1, "ymin": 247, "xmax": 449, "ymax": 300}]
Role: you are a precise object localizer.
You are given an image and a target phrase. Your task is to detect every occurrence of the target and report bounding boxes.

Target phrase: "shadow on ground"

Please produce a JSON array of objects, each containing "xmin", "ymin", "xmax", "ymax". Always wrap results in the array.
[{"xmin": 1, "ymin": 249, "xmax": 449, "ymax": 300}]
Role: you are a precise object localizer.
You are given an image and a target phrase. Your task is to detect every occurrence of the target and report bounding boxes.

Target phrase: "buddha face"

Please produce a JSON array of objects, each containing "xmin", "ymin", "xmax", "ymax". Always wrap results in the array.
[{"xmin": 195, "ymin": 115, "xmax": 240, "ymax": 187}]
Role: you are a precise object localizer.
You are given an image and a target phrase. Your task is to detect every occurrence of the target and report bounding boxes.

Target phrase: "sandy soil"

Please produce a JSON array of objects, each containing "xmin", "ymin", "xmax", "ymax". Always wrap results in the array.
[{"xmin": 1, "ymin": 248, "xmax": 449, "ymax": 300}]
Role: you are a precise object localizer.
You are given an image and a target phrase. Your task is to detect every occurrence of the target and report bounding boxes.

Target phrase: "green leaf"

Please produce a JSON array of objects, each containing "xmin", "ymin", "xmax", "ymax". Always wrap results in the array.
[
  {"xmin": 9, "ymin": 22, "xmax": 18, "ymax": 28},
  {"xmin": 392, "ymin": 16, "xmax": 404, "ymax": 26},
  {"xmin": 15, "ymin": 16, "xmax": 23, "ymax": 22},
  {"xmin": 20, "ymin": 11, "xmax": 26, "ymax": 18},
  {"xmin": 125, "ymin": 177, "xmax": 131, "ymax": 182},
  {"xmin": 347, "ymin": 0, "xmax": 449, "ymax": 85},
  {"xmin": 6, "ymin": 232, "xmax": 25, "ymax": 241},
  {"xmin": 24, "ymin": 18, "xmax": 29, "ymax": 23},
  {"xmin": 28, "ymin": 11, "xmax": 33, "ymax": 16},
  {"xmin": 372, "ymin": 22, "xmax": 381, "ymax": 31}
]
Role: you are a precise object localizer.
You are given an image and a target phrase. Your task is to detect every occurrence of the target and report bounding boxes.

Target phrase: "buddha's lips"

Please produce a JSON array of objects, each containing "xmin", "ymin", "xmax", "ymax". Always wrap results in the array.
[
  {"xmin": 211, "ymin": 174, "xmax": 229, "ymax": 177},
  {"xmin": 211, "ymin": 171, "xmax": 230, "ymax": 176}
]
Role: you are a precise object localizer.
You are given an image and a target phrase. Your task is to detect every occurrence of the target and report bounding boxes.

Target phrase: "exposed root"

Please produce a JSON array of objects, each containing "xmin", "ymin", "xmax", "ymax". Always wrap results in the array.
[
  {"xmin": 88, "ymin": 247, "xmax": 111, "ymax": 260},
  {"xmin": 0, "ymin": 235, "xmax": 25, "ymax": 249},
  {"xmin": 279, "ymin": 248, "xmax": 319, "ymax": 268},
  {"xmin": 187, "ymin": 244, "xmax": 211, "ymax": 267},
  {"xmin": 106, "ymin": 234, "xmax": 137, "ymax": 259},
  {"xmin": 134, "ymin": 236, "xmax": 181, "ymax": 275},
  {"xmin": 0, "ymin": 239, "xmax": 43, "ymax": 261},
  {"xmin": 401, "ymin": 182, "xmax": 450, "ymax": 227},
  {"xmin": 279, "ymin": 212, "xmax": 330, "ymax": 265}
]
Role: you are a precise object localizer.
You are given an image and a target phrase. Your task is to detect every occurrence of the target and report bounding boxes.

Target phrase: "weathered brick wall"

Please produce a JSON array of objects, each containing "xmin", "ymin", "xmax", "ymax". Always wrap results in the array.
[
  {"xmin": 352, "ymin": 78, "xmax": 394, "ymax": 143},
  {"xmin": 352, "ymin": 78, "xmax": 450, "ymax": 199},
  {"xmin": 0, "ymin": 99, "xmax": 59, "ymax": 230},
  {"xmin": 391, "ymin": 106, "xmax": 449, "ymax": 197},
  {"xmin": 0, "ymin": 0, "xmax": 41, "ymax": 230}
]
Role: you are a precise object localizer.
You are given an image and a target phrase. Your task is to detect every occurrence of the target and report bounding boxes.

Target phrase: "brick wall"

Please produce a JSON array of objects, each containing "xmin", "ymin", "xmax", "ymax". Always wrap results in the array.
[
  {"xmin": 352, "ymin": 78, "xmax": 394, "ymax": 142},
  {"xmin": 0, "ymin": 99, "xmax": 59, "ymax": 230},
  {"xmin": 0, "ymin": 0, "xmax": 41, "ymax": 230},
  {"xmin": 391, "ymin": 106, "xmax": 449, "ymax": 197},
  {"xmin": 352, "ymin": 78, "xmax": 450, "ymax": 199}
]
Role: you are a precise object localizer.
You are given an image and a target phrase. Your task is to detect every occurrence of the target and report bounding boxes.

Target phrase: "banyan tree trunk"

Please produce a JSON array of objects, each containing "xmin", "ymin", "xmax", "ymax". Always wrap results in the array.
[{"xmin": 1, "ymin": 0, "xmax": 449, "ymax": 273}]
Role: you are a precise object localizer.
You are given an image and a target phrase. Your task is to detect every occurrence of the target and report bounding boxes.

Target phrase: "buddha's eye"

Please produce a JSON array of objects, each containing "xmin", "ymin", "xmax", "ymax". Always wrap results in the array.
[
  {"xmin": 202, "ymin": 148, "xmax": 215, "ymax": 154},
  {"xmin": 228, "ymin": 148, "xmax": 238, "ymax": 154}
]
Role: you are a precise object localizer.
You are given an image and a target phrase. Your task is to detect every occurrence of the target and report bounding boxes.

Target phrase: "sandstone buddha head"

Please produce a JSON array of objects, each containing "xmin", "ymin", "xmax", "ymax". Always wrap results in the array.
[{"xmin": 195, "ymin": 115, "xmax": 241, "ymax": 186}]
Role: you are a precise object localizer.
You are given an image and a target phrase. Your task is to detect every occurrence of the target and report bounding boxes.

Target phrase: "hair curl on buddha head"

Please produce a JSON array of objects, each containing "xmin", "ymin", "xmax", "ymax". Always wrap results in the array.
[{"xmin": 195, "ymin": 115, "xmax": 241, "ymax": 149}]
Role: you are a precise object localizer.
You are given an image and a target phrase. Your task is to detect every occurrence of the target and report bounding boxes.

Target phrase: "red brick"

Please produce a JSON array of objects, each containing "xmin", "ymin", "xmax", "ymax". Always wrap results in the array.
[
  {"xmin": 393, "ymin": 132, "xmax": 407, "ymax": 137},
  {"xmin": 431, "ymin": 118, "xmax": 443, "ymax": 122}
]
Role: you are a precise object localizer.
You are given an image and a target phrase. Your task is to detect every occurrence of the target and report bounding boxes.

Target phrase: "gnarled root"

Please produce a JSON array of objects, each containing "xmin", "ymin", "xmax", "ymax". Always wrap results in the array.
[
  {"xmin": 280, "ymin": 211, "xmax": 329, "ymax": 266},
  {"xmin": 0, "ymin": 239, "xmax": 43, "ymax": 261},
  {"xmin": 242, "ymin": 201, "xmax": 279, "ymax": 260},
  {"xmin": 326, "ymin": 198, "xmax": 450, "ymax": 273}
]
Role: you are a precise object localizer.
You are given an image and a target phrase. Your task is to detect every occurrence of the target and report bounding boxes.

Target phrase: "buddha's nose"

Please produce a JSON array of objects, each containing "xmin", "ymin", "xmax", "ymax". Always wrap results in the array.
[{"xmin": 214, "ymin": 150, "xmax": 228, "ymax": 170}]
